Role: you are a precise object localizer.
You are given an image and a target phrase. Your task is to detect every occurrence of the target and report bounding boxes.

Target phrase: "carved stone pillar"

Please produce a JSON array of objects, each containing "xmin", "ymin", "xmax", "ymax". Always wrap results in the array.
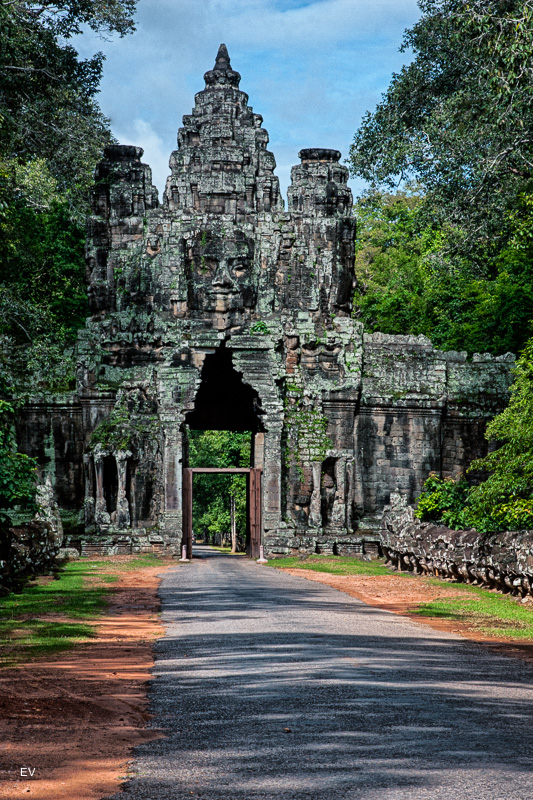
[
  {"xmin": 331, "ymin": 457, "xmax": 347, "ymax": 529},
  {"xmin": 352, "ymin": 416, "xmax": 365, "ymax": 517},
  {"xmin": 262, "ymin": 420, "xmax": 283, "ymax": 532},
  {"xmin": 345, "ymin": 456, "xmax": 354, "ymax": 532},
  {"xmin": 93, "ymin": 444, "xmax": 110, "ymax": 527},
  {"xmin": 115, "ymin": 449, "xmax": 132, "ymax": 529},
  {"xmin": 159, "ymin": 416, "xmax": 183, "ymax": 537},
  {"xmin": 309, "ymin": 461, "xmax": 322, "ymax": 528},
  {"xmin": 83, "ymin": 453, "xmax": 95, "ymax": 527}
]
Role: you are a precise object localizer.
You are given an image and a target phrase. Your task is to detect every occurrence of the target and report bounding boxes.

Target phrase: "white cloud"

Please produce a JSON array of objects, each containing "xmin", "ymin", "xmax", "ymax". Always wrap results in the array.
[{"xmin": 75, "ymin": 0, "xmax": 421, "ymax": 197}]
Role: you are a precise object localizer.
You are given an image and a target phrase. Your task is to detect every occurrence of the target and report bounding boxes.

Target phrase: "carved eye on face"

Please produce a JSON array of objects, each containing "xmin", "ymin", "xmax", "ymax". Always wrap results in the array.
[{"xmin": 230, "ymin": 258, "xmax": 249, "ymax": 277}]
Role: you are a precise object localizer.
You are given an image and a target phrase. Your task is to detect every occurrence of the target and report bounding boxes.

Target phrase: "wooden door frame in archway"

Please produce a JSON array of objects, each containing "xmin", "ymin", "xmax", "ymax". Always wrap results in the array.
[{"xmin": 182, "ymin": 467, "xmax": 262, "ymax": 559}]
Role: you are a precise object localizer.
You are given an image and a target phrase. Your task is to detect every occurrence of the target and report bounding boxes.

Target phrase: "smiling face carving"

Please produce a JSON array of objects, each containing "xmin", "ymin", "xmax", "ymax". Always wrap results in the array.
[{"xmin": 184, "ymin": 229, "xmax": 256, "ymax": 315}]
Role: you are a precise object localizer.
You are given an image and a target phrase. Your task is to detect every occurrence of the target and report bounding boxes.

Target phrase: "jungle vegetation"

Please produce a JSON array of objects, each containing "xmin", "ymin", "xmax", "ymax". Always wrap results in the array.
[
  {"xmin": 188, "ymin": 430, "xmax": 251, "ymax": 547},
  {"xmin": 350, "ymin": 0, "xmax": 533, "ymax": 530},
  {"xmin": 0, "ymin": 1, "xmax": 138, "ymax": 527}
]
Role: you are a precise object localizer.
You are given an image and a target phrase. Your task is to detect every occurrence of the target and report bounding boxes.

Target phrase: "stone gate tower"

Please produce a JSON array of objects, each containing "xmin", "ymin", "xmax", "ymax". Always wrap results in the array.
[{"xmin": 20, "ymin": 45, "xmax": 513, "ymax": 557}]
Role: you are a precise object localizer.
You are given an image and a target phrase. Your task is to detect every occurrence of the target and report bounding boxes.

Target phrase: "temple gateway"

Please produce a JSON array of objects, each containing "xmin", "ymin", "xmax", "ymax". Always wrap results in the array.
[{"xmin": 18, "ymin": 45, "xmax": 513, "ymax": 557}]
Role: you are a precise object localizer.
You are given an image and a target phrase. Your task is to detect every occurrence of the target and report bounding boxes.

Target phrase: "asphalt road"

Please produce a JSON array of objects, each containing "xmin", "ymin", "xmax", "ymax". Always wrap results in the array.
[{"xmin": 114, "ymin": 546, "xmax": 533, "ymax": 799}]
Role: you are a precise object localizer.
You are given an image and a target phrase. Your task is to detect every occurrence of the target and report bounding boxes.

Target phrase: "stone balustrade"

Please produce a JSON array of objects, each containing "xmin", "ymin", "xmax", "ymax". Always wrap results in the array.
[{"xmin": 381, "ymin": 492, "xmax": 533, "ymax": 598}]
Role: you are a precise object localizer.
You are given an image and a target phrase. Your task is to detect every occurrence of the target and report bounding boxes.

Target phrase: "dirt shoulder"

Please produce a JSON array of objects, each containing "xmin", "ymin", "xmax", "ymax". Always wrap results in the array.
[
  {"xmin": 0, "ymin": 557, "xmax": 176, "ymax": 800},
  {"xmin": 279, "ymin": 568, "xmax": 533, "ymax": 663}
]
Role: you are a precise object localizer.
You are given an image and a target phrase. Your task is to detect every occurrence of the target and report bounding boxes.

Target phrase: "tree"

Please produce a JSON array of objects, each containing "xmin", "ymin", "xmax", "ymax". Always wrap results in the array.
[
  {"xmin": 350, "ymin": 1, "xmax": 533, "ymax": 259},
  {"xmin": 0, "ymin": 0, "xmax": 136, "ymax": 210},
  {"xmin": 0, "ymin": 1, "xmax": 138, "ymax": 394},
  {"xmin": 0, "ymin": 399, "xmax": 37, "ymax": 532},
  {"xmin": 468, "ymin": 339, "xmax": 533, "ymax": 529},
  {"xmin": 353, "ymin": 189, "xmax": 533, "ymax": 355}
]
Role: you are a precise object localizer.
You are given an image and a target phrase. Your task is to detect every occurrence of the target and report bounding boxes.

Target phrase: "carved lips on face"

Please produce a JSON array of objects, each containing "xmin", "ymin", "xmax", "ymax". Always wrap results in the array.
[{"xmin": 184, "ymin": 230, "xmax": 256, "ymax": 314}]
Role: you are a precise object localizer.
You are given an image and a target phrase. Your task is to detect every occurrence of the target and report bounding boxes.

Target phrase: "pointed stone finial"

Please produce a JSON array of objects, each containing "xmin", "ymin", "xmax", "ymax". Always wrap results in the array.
[
  {"xmin": 204, "ymin": 43, "xmax": 241, "ymax": 88},
  {"xmin": 214, "ymin": 43, "xmax": 231, "ymax": 71}
]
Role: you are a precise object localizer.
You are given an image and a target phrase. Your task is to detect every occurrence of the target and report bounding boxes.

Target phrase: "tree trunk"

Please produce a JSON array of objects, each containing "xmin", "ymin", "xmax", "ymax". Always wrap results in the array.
[{"xmin": 231, "ymin": 494, "xmax": 237, "ymax": 553}]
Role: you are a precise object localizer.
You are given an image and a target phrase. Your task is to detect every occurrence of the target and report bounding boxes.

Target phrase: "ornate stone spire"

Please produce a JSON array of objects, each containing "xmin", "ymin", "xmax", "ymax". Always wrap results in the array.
[
  {"xmin": 165, "ymin": 44, "xmax": 282, "ymax": 216},
  {"xmin": 204, "ymin": 43, "xmax": 241, "ymax": 87}
]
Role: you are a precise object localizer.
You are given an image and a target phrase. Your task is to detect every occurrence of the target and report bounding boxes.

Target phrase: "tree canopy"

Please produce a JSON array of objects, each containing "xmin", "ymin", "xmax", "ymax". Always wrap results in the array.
[
  {"xmin": 350, "ymin": 0, "xmax": 533, "ymax": 256},
  {"xmin": 0, "ymin": 0, "xmax": 138, "ymax": 397},
  {"xmin": 351, "ymin": 1, "xmax": 533, "ymax": 530},
  {"xmin": 353, "ymin": 188, "xmax": 533, "ymax": 355},
  {"xmin": 0, "ymin": 0, "xmax": 136, "ymax": 209}
]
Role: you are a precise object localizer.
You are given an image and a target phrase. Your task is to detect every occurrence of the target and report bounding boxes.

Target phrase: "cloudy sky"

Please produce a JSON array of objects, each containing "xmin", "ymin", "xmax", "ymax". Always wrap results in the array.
[{"xmin": 75, "ymin": 0, "xmax": 421, "ymax": 200}]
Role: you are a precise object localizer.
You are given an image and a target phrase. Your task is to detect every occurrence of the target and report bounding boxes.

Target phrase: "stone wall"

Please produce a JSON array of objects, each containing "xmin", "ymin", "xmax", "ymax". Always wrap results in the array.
[
  {"xmin": 381, "ymin": 493, "xmax": 533, "ymax": 598},
  {"xmin": 14, "ymin": 45, "xmax": 516, "ymax": 559},
  {"xmin": 15, "ymin": 395, "xmax": 85, "ymax": 511}
]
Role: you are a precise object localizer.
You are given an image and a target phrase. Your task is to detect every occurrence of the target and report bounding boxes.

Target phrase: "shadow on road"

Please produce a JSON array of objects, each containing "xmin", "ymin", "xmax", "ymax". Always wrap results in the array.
[{"xmin": 119, "ymin": 544, "xmax": 533, "ymax": 799}]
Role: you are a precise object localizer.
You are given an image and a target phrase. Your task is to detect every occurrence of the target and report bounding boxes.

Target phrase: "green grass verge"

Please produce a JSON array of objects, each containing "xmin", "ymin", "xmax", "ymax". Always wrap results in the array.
[
  {"xmin": 414, "ymin": 584, "xmax": 533, "ymax": 639},
  {"xmin": 267, "ymin": 554, "xmax": 393, "ymax": 576},
  {"xmin": 0, "ymin": 554, "xmax": 166, "ymax": 664}
]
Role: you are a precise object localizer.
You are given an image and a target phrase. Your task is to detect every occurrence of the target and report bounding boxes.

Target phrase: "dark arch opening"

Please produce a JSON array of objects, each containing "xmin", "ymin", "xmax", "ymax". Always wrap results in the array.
[
  {"xmin": 185, "ymin": 346, "xmax": 264, "ymax": 432},
  {"xmin": 102, "ymin": 455, "xmax": 118, "ymax": 515}
]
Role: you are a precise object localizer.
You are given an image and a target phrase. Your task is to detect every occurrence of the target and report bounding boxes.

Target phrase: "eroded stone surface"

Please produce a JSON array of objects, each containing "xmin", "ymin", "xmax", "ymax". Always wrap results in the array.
[
  {"xmin": 18, "ymin": 45, "xmax": 514, "ymax": 557},
  {"xmin": 382, "ymin": 493, "xmax": 533, "ymax": 597}
]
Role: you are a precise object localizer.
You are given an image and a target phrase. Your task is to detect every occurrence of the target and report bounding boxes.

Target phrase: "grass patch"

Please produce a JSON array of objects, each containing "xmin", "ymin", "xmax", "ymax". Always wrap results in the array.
[
  {"xmin": 0, "ymin": 554, "xmax": 165, "ymax": 664},
  {"xmin": 267, "ymin": 554, "xmax": 393, "ymax": 576},
  {"xmin": 92, "ymin": 554, "xmax": 167, "ymax": 570},
  {"xmin": 414, "ymin": 584, "xmax": 533, "ymax": 639},
  {"xmin": 0, "ymin": 619, "xmax": 96, "ymax": 662}
]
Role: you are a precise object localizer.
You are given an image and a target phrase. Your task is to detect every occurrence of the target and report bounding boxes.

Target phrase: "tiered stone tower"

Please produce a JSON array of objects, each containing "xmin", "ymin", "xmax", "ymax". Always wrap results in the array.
[{"xmin": 18, "ymin": 46, "xmax": 514, "ymax": 557}]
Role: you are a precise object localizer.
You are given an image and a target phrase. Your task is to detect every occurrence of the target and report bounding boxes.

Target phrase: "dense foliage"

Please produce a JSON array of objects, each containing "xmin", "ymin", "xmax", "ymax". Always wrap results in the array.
[
  {"xmin": 350, "ymin": 1, "xmax": 533, "ymax": 355},
  {"xmin": 353, "ymin": 189, "xmax": 533, "ymax": 355},
  {"xmin": 0, "ymin": 399, "xmax": 37, "ymax": 530},
  {"xmin": 350, "ymin": 0, "xmax": 533, "ymax": 255},
  {"xmin": 0, "ymin": 0, "xmax": 138, "ymax": 396},
  {"xmin": 188, "ymin": 430, "xmax": 251, "ymax": 545}
]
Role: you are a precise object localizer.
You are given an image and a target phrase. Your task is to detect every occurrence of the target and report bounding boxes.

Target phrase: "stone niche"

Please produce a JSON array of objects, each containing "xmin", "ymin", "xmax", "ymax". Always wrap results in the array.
[{"xmin": 18, "ymin": 45, "xmax": 514, "ymax": 557}]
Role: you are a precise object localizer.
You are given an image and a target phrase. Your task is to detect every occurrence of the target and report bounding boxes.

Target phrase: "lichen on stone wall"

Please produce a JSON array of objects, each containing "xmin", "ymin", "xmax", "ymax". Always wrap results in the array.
[{"xmin": 15, "ymin": 45, "xmax": 516, "ymax": 557}]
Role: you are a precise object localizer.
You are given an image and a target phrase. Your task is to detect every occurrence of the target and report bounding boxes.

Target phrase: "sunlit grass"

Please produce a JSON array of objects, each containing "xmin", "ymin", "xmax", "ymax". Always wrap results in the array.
[
  {"xmin": 414, "ymin": 585, "xmax": 533, "ymax": 639},
  {"xmin": 0, "ymin": 554, "xmax": 166, "ymax": 664},
  {"xmin": 268, "ymin": 554, "xmax": 393, "ymax": 576}
]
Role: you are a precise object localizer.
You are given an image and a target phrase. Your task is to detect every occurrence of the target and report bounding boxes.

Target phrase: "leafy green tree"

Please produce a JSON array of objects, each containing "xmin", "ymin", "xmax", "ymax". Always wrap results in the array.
[
  {"xmin": 0, "ymin": 1, "xmax": 136, "ymax": 210},
  {"xmin": 468, "ymin": 339, "xmax": 533, "ymax": 529},
  {"xmin": 0, "ymin": 399, "xmax": 37, "ymax": 531},
  {"xmin": 0, "ymin": 0, "xmax": 138, "ymax": 394},
  {"xmin": 415, "ymin": 473, "xmax": 472, "ymax": 529},
  {"xmin": 350, "ymin": 0, "xmax": 533, "ymax": 257},
  {"xmin": 353, "ymin": 188, "xmax": 438, "ymax": 337},
  {"xmin": 353, "ymin": 189, "xmax": 533, "ymax": 355}
]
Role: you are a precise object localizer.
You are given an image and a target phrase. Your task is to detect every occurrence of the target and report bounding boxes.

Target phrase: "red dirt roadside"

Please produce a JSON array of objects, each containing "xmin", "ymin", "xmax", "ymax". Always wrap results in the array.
[
  {"xmin": 2, "ymin": 557, "xmax": 532, "ymax": 799},
  {"xmin": 0, "ymin": 557, "xmax": 176, "ymax": 800},
  {"xmin": 279, "ymin": 568, "xmax": 533, "ymax": 663}
]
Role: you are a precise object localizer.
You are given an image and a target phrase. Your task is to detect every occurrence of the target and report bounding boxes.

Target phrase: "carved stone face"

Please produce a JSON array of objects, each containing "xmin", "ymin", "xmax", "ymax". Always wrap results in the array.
[{"xmin": 184, "ymin": 230, "xmax": 256, "ymax": 314}]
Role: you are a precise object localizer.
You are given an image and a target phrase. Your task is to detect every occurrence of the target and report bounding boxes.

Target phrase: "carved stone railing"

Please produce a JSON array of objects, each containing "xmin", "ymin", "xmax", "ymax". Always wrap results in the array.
[{"xmin": 381, "ymin": 493, "xmax": 533, "ymax": 598}]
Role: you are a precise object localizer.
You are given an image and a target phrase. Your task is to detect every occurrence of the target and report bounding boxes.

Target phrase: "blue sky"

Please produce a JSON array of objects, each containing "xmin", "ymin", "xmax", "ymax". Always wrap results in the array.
[{"xmin": 75, "ymin": 0, "xmax": 421, "ymax": 200}]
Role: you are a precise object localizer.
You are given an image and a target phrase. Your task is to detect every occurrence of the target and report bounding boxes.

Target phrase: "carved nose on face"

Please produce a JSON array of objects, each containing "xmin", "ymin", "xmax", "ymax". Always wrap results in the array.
[{"xmin": 212, "ymin": 263, "xmax": 235, "ymax": 291}]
